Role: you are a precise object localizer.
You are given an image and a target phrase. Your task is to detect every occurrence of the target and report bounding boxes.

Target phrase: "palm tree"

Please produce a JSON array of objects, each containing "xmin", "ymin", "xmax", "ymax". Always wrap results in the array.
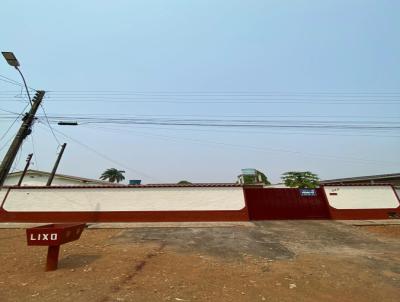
[{"xmin": 100, "ymin": 168, "xmax": 125, "ymax": 183}]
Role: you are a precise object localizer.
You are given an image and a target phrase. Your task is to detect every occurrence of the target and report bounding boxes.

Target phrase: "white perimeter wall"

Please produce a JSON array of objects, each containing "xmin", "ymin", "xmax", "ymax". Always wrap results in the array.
[
  {"xmin": 324, "ymin": 185, "xmax": 400, "ymax": 209},
  {"xmin": 1, "ymin": 187, "xmax": 245, "ymax": 212}
]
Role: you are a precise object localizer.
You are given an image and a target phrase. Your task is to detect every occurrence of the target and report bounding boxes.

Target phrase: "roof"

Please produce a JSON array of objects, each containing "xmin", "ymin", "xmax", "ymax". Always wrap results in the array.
[
  {"xmin": 7, "ymin": 169, "xmax": 122, "ymax": 185},
  {"xmin": 321, "ymin": 173, "xmax": 400, "ymax": 184}
]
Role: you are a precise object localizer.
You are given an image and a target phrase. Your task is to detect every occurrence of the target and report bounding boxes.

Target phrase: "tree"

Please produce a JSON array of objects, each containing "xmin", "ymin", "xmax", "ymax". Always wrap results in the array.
[
  {"xmin": 178, "ymin": 180, "xmax": 192, "ymax": 185},
  {"xmin": 100, "ymin": 168, "xmax": 125, "ymax": 183},
  {"xmin": 281, "ymin": 171, "xmax": 319, "ymax": 188}
]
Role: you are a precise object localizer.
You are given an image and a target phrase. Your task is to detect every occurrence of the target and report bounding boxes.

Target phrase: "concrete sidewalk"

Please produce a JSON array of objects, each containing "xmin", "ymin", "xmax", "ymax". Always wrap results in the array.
[
  {"xmin": 338, "ymin": 219, "xmax": 400, "ymax": 226},
  {"xmin": 0, "ymin": 220, "xmax": 399, "ymax": 229},
  {"xmin": 0, "ymin": 221, "xmax": 255, "ymax": 229}
]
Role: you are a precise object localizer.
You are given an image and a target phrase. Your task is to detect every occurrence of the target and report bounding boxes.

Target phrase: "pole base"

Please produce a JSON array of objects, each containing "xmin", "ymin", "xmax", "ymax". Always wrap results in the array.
[{"xmin": 46, "ymin": 245, "xmax": 60, "ymax": 271}]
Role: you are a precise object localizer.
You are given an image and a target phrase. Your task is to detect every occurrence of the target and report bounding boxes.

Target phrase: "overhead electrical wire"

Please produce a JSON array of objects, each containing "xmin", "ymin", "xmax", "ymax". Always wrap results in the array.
[
  {"xmin": 0, "ymin": 103, "xmax": 29, "ymax": 142},
  {"xmin": 80, "ymin": 123, "xmax": 400, "ymax": 138},
  {"xmin": 1, "ymin": 90, "xmax": 400, "ymax": 104},
  {"xmin": 0, "ymin": 134, "xmax": 15, "ymax": 153},
  {"xmin": 7, "ymin": 90, "xmax": 400, "ymax": 95},
  {"xmin": 17, "ymin": 112, "xmax": 400, "ymax": 119},
  {"xmin": 11, "ymin": 142, "xmax": 23, "ymax": 172},
  {"xmin": 39, "ymin": 99, "xmax": 61, "ymax": 145},
  {"xmin": 0, "ymin": 98, "xmax": 397, "ymax": 105},
  {"xmin": 0, "ymin": 75, "xmax": 24, "ymax": 88},
  {"xmin": 30, "ymin": 115, "xmax": 400, "ymax": 132},
  {"xmin": 0, "ymin": 75, "xmax": 36, "ymax": 91},
  {"xmin": 38, "ymin": 124, "xmax": 163, "ymax": 182},
  {"xmin": 0, "ymin": 107, "xmax": 22, "ymax": 115},
  {"xmin": 79, "ymin": 124, "xmax": 399, "ymax": 165},
  {"xmin": 29, "ymin": 125, "xmax": 39, "ymax": 170},
  {"xmin": 2, "ymin": 87, "xmax": 398, "ymax": 174}
]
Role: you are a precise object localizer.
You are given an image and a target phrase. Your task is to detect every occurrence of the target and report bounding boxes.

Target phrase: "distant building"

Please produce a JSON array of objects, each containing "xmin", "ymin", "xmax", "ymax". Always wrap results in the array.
[
  {"xmin": 320, "ymin": 173, "xmax": 400, "ymax": 187},
  {"xmin": 237, "ymin": 168, "xmax": 265, "ymax": 185},
  {"xmin": 4, "ymin": 169, "xmax": 121, "ymax": 186}
]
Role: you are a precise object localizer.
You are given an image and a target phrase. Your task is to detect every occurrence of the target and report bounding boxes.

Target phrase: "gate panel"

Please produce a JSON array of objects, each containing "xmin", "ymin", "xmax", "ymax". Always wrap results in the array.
[{"xmin": 244, "ymin": 188, "xmax": 330, "ymax": 220}]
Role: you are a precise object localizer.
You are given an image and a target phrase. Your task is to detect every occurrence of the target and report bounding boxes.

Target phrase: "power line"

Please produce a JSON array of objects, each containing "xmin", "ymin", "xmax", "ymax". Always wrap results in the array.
[
  {"xmin": 2, "ymin": 90, "xmax": 400, "ymax": 98},
  {"xmin": 0, "ymin": 75, "xmax": 36, "ymax": 91},
  {"xmin": 30, "ymin": 130, "xmax": 38, "ymax": 170},
  {"xmin": 0, "ymin": 108, "xmax": 21, "ymax": 115},
  {"xmin": 80, "ymin": 124, "xmax": 399, "ymax": 165},
  {"xmin": 11, "ymin": 141, "xmax": 23, "ymax": 172},
  {"xmin": 39, "ymin": 102, "xmax": 61, "ymax": 145},
  {"xmin": 11, "ymin": 90, "xmax": 400, "ymax": 94},
  {"xmin": 0, "ymin": 75, "xmax": 24, "ymax": 88},
  {"xmin": 35, "ymin": 116, "xmax": 400, "ymax": 132},
  {"xmin": 81, "ymin": 123, "xmax": 400, "ymax": 138},
  {"xmin": 18, "ymin": 112, "xmax": 400, "ymax": 119},
  {"xmin": 0, "ymin": 134, "xmax": 15, "ymax": 153},
  {"xmin": 40, "ymin": 116, "xmax": 400, "ymax": 123},
  {"xmin": 42, "ymin": 125, "xmax": 163, "ymax": 182},
  {"xmin": 0, "ymin": 98, "xmax": 396, "ymax": 105},
  {"xmin": 0, "ymin": 103, "xmax": 29, "ymax": 142}
]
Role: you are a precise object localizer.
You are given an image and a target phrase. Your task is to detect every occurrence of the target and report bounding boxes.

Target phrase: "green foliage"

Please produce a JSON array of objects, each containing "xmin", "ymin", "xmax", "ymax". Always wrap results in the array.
[
  {"xmin": 178, "ymin": 180, "xmax": 192, "ymax": 185},
  {"xmin": 100, "ymin": 168, "xmax": 125, "ymax": 183},
  {"xmin": 259, "ymin": 172, "xmax": 271, "ymax": 185},
  {"xmin": 281, "ymin": 171, "xmax": 319, "ymax": 188},
  {"xmin": 242, "ymin": 171, "xmax": 271, "ymax": 185}
]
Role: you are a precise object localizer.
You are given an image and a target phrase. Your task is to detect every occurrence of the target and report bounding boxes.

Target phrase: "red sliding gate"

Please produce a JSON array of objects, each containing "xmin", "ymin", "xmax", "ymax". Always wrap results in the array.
[{"xmin": 244, "ymin": 187, "xmax": 331, "ymax": 220}]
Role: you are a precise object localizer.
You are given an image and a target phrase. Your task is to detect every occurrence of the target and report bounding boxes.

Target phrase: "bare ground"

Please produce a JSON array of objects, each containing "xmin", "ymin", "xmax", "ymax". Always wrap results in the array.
[{"xmin": 0, "ymin": 221, "xmax": 399, "ymax": 302}]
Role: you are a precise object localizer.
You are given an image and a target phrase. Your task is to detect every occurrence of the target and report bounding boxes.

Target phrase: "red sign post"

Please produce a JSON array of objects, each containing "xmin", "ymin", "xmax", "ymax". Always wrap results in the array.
[{"xmin": 26, "ymin": 223, "xmax": 86, "ymax": 271}]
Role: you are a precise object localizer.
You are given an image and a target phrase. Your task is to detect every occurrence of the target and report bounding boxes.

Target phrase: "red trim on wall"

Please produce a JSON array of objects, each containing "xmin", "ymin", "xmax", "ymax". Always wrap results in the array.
[
  {"xmin": 0, "ymin": 208, "xmax": 249, "ymax": 223},
  {"xmin": 327, "ymin": 208, "xmax": 400, "ymax": 219}
]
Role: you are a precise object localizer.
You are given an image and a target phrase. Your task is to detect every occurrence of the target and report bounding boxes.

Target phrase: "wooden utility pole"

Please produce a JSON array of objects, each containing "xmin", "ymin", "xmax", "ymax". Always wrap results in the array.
[
  {"xmin": 17, "ymin": 153, "xmax": 33, "ymax": 186},
  {"xmin": 0, "ymin": 90, "xmax": 45, "ymax": 187},
  {"xmin": 46, "ymin": 143, "xmax": 67, "ymax": 186}
]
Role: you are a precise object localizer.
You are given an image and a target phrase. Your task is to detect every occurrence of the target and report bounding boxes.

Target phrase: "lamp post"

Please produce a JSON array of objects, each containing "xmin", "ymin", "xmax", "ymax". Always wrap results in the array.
[
  {"xmin": 1, "ymin": 52, "xmax": 33, "ymax": 106},
  {"xmin": 0, "ymin": 51, "xmax": 45, "ymax": 188}
]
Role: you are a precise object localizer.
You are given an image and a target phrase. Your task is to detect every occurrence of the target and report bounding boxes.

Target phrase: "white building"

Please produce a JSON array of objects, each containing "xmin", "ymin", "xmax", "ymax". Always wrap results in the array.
[{"xmin": 4, "ymin": 169, "xmax": 118, "ymax": 186}]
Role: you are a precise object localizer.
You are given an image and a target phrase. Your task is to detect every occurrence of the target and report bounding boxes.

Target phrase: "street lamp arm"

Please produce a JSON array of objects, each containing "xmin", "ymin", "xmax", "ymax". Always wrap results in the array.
[{"xmin": 15, "ymin": 66, "xmax": 32, "ymax": 106}]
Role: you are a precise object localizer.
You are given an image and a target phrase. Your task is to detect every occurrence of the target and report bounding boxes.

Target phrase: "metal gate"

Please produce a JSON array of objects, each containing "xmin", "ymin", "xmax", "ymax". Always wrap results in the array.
[{"xmin": 244, "ymin": 188, "xmax": 331, "ymax": 220}]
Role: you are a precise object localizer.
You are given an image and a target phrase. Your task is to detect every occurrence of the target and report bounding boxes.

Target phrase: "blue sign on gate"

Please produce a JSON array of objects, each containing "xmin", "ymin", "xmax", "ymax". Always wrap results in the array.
[{"xmin": 299, "ymin": 189, "xmax": 317, "ymax": 196}]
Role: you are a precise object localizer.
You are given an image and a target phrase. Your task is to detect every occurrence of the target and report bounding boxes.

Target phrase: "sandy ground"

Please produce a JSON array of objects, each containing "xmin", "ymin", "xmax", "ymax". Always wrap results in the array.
[{"xmin": 0, "ymin": 221, "xmax": 399, "ymax": 302}]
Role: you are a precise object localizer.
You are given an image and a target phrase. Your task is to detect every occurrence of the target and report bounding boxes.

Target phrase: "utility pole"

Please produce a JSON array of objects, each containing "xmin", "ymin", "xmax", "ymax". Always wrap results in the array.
[
  {"xmin": 17, "ymin": 153, "xmax": 33, "ymax": 186},
  {"xmin": 46, "ymin": 143, "xmax": 67, "ymax": 186},
  {"xmin": 0, "ymin": 90, "xmax": 45, "ymax": 187}
]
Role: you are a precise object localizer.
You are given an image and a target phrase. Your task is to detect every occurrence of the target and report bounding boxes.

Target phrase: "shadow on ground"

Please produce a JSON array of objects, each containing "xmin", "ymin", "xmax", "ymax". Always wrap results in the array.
[
  {"xmin": 111, "ymin": 221, "xmax": 400, "ymax": 261},
  {"xmin": 58, "ymin": 254, "xmax": 101, "ymax": 269}
]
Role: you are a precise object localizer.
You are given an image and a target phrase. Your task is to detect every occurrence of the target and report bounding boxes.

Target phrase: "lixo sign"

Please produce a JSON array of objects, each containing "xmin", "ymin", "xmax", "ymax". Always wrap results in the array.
[
  {"xmin": 26, "ymin": 223, "xmax": 86, "ymax": 271},
  {"xmin": 29, "ymin": 232, "xmax": 58, "ymax": 242}
]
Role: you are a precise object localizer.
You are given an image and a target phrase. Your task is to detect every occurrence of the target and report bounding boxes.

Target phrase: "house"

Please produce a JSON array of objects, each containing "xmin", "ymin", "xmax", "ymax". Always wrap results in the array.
[
  {"xmin": 237, "ymin": 168, "xmax": 266, "ymax": 185},
  {"xmin": 320, "ymin": 173, "xmax": 400, "ymax": 187},
  {"xmin": 4, "ymin": 169, "xmax": 121, "ymax": 186}
]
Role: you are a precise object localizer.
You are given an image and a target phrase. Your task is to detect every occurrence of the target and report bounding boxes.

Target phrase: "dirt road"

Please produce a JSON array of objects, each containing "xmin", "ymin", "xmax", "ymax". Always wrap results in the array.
[{"xmin": 0, "ymin": 221, "xmax": 399, "ymax": 301}]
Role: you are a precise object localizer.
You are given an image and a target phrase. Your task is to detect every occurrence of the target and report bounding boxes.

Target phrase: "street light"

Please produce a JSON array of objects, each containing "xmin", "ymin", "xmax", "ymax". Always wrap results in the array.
[{"xmin": 2, "ymin": 51, "xmax": 33, "ymax": 106}]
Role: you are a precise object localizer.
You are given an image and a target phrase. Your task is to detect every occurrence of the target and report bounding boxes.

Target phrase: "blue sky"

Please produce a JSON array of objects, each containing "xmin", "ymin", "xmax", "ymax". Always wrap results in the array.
[{"xmin": 1, "ymin": 0, "xmax": 399, "ymax": 183}]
